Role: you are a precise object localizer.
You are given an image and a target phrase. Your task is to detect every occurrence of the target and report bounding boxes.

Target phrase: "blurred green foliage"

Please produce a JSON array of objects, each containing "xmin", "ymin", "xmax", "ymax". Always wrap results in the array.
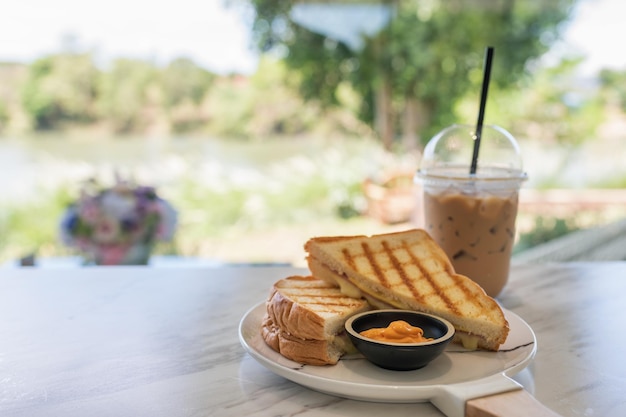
[
  {"xmin": 21, "ymin": 54, "xmax": 99, "ymax": 129},
  {"xmin": 15, "ymin": 54, "xmax": 217, "ymax": 134},
  {"xmin": 457, "ymin": 56, "xmax": 604, "ymax": 146},
  {"xmin": 250, "ymin": 0, "xmax": 576, "ymax": 148},
  {"xmin": 1, "ymin": 0, "xmax": 625, "ymax": 263},
  {"xmin": 1, "ymin": 54, "xmax": 370, "ymax": 140},
  {"xmin": 97, "ymin": 58, "xmax": 160, "ymax": 133},
  {"xmin": 2, "ymin": 1, "xmax": 579, "ymax": 148}
]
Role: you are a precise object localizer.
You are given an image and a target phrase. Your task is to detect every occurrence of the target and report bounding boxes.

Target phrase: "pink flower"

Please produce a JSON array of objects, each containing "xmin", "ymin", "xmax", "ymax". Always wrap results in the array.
[
  {"xmin": 92, "ymin": 215, "xmax": 120, "ymax": 244},
  {"xmin": 97, "ymin": 244, "xmax": 128, "ymax": 265},
  {"xmin": 79, "ymin": 200, "xmax": 101, "ymax": 224}
]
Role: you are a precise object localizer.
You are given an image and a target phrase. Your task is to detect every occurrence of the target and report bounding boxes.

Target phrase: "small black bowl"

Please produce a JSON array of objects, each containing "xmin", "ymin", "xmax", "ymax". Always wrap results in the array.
[{"xmin": 345, "ymin": 310, "xmax": 455, "ymax": 371}]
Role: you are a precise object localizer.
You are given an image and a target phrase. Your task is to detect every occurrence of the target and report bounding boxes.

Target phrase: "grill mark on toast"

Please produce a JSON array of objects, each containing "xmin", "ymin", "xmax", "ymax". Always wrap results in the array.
[
  {"xmin": 429, "ymin": 247, "xmax": 484, "ymax": 312},
  {"xmin": 342, "ymin": 248, "xmax": 356, "ymax": 270},
  {"xmin": 381, "ymin": 240, "xmax": 426, "ymax": 304},
  {"xmin": 284, "ymin": 294, "xmax": 360, "ymax": 302},
  {"xmin": 327, "ymin": 236, "xmax": 480, "ymax": 315},
  {"xmin": 304, "ymin": 304, "xmax": 362, "ymax": 311},
  {"xmin": 401, "ymin": 240, "xmax": 463, "ymax": 316},
  {"xmin": 361, "ymin": 242, "xmax": 391, "ymax": 289},
  {"xmin": 422, "ymin": 244, "xmax": 487, "ymax": 314},
  {"xmin": 277, "ymin": 277, "xmax": 367, "ymax": 309},
  {"xmin": 281, "ymin": 292, "xmax": 349, "ymax": 300},
  {"xmin": 280, "ymin": 282, "xmax": 333, "ymax": 289},
  {"xmin": 277, "ymin": 283, "xmax": 335, "ymax": 291},
  {"xmin": 282, "ymin": 297, "xmax": 363, "ymax": 307}
]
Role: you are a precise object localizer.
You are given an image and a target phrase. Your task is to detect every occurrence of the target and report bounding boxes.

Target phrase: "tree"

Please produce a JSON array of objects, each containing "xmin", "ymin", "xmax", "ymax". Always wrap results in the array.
[
  {"xmin": 97, "ymin": 59, "xmax": 161, "ymax": 134},
  {"xmin": 161, "ymin": 58, "xmax": 216, "ymax": 133},
  {"xmin": 247, "ymin": 0, "xmax": 577, "ymax": 150},
  {"xmin": 204, "ymin": 56, "xmax": 367, "ymax": 139},
  {"xmin": 21, "ymin": 53, "xmax": 99, "ymax": 130},
  {"xmin": 161, "ymin": 58, "xmax": 216, "ymax": 108}
]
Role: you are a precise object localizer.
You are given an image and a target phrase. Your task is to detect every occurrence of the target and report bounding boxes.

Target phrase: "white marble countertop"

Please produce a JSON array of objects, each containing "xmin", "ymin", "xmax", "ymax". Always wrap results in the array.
[{"xmin": 0, "ymin": 263, "xmax": 624, "ymax": 416}]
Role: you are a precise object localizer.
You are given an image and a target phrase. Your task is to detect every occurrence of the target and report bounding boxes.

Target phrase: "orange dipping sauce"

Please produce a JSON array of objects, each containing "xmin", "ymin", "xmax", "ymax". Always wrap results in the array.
[{"xmin": 360, "ymin": 320, "xmax": 434, "ymax": 343}]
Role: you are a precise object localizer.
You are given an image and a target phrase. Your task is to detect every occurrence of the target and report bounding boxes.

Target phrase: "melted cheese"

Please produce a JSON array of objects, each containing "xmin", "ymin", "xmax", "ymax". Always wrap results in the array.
[
  {"xmin": 333, "ymin": 332, "xmax": 358, "ymax": 354},
  {"xmin": 344, "ymin": 276, "xmax": 404, "ymax": 309},
  {"xmin": 362, "ymin": 294, "xmax": 394, "ymax": 309},
  {"xmin": 456, "ymin": 333, "xmax": 480, "ymax": 350},
  {"xmin": 336, "ymin": 277, "xmax": 363, "ymax": 299}
]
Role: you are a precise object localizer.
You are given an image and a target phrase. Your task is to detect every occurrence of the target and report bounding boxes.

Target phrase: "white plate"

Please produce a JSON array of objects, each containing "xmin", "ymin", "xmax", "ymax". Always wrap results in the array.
[{"xmin": 239, "ymin": 302, "xmax": 536, "ymax": 409}]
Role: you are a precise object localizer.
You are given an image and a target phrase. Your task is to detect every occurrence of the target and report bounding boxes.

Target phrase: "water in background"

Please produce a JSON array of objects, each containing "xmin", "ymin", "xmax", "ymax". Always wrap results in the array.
[
  {"xmin": 2, "ymin": 133, "xmax": 625, "ymax": 207},
  {"xmin": 0, "ymin": 135, "xmax": 402, "ymax": 205}
]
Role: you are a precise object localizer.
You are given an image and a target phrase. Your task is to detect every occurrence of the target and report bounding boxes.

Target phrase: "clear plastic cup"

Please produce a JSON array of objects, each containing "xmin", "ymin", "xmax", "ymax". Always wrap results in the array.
[{"xmin": 416, "ymin": 124, "xmax": 527, "ymax": 297}]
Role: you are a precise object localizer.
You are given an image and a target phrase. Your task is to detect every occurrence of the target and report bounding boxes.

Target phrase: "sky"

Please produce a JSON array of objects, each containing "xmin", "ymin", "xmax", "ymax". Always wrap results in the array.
[
  {"xmin": 556, "ymin": 0, "xmax": 626, "ymax": 76},
  {"xmin": 0, "ymin": 0, "xmax": 258, "ymax": 74},
  {"xmin": 0, "ymin": 0, "xmax": 624, "ymax": 76}
]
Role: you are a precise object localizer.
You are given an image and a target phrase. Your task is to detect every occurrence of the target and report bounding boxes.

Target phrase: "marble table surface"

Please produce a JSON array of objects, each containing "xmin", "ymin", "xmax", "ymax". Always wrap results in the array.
[{"xmin": 0, "ymin": 262, "xmax": 624, "ymax": 417}]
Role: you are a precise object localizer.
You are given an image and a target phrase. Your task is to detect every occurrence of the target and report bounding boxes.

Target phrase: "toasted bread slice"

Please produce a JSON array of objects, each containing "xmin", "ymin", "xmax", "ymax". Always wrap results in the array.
[
  {"xmin": 308, "ymin": 256, "xmax": 394, "ymax": 310},
  {"xmin": 261, "ymin": 275, "xmax": 371, "ymax": 365},
  {"xmin": 305, "ymin": 229, "xmax": 509, "ymax": 351}
]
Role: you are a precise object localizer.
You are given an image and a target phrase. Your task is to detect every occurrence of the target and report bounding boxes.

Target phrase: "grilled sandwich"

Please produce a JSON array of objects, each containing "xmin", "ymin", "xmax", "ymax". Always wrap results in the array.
[
  {"xmin": 305, "ymin": 229, "xmax": 509, "ymax": 351},
  {"xmin": 261, "ymin": 275, "xmax": 371, "ymax": 365}
]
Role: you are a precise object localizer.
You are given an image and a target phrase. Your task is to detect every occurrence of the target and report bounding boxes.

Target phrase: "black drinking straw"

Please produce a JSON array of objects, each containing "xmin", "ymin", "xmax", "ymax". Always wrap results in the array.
[{"xmin": 470, "ymin": 46, "xmax": 495, "ymax": 175}]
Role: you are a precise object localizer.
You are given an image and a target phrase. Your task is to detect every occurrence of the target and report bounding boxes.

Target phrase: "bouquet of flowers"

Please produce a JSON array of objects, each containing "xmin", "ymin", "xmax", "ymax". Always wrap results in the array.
[{"xmin": 60, "ymin": 178, "xmax": 177, "ymax": 265}]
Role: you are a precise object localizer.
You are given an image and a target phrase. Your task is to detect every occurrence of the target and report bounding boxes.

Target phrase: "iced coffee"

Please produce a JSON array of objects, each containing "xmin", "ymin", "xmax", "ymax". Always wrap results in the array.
[
  {"xmin": 423, "ymin": 189, "xmax": 519, "ymax": 297},
  {"xmin": 417, "ymin": 124, "xmax": 527, "ymax": 297}
]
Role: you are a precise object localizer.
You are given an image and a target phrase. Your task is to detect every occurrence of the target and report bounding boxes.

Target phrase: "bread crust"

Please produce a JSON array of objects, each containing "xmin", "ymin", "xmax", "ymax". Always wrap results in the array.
[
  {"xmin": 266, "ymin": 286, "xmax": 327, "ymax": 341},
  {"xmin": 261, "ymin": 314, "xmax": 340, "ymax": 365},
  {"xmin": 260, "ymin": 314, "xmax": 280, "ymax": 352}
]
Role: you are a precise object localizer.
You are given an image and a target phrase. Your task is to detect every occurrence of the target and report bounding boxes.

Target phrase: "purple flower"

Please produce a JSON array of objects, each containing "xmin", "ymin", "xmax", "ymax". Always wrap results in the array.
[{"xmin": 60, "ymin": 179, "xmax": 178, "ymax": 249}]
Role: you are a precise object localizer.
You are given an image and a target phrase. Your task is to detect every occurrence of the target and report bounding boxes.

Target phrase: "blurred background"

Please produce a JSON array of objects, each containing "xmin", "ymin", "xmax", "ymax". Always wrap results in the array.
[{"xmin": 1, "ymin": 0, "xmax": 625, "ymax": 266}]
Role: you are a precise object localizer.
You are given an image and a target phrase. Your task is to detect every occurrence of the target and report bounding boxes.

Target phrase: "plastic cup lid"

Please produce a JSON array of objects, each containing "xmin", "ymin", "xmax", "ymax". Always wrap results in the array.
[{"xmin": 418, "ymin": 124, "xmax": 527, "ymax": 180}]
